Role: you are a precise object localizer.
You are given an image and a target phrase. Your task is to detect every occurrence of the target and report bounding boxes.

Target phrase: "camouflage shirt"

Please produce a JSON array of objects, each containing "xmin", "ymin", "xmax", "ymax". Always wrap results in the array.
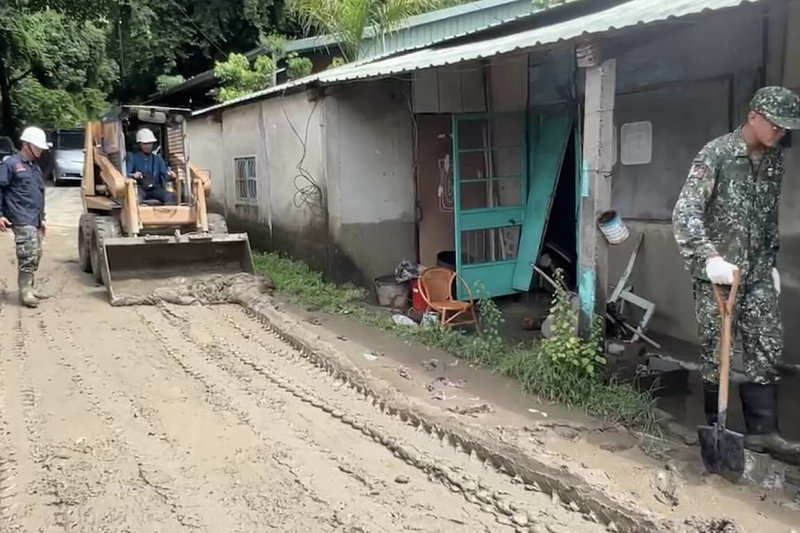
[{"xmin": 672, "ymin": 127, "xmax": 781, "ymax": 282}]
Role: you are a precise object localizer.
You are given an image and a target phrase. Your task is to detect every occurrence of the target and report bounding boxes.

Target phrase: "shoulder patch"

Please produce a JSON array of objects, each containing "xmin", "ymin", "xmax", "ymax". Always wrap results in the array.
[
  {"xmin": 689, "ymin": 162, "xmax": 710, "ymax": 180},
  {"xmin": 14, "ymin": 163, "xmax": 25, "ymax": 172}
]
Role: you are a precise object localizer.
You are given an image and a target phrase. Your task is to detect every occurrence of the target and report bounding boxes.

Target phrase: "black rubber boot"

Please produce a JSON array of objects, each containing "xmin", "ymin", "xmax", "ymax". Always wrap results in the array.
[
  {"xmin": 703, "ymin": 382, "xmax": 719, "ymax": 426},
  {"xmin": 740, "ymin": 383, "xmax": 800, "ymax": 463}
]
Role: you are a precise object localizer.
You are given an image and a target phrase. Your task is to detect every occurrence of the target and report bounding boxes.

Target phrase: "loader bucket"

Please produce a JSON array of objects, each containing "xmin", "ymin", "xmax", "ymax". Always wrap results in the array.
[{"xmin": 101, "ymin": 233, "xmax": 255, "ymax": 305}]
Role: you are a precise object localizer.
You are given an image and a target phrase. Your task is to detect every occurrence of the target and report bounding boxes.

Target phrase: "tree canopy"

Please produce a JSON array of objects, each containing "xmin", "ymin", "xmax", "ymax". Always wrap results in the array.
[{"xmin": 0, "ymin": 0, "xmax": 571, "ymax": 135}]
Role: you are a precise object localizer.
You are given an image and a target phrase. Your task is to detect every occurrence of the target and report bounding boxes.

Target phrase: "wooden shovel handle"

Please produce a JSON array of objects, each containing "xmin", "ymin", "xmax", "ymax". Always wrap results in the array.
[{"xmin": 712, "ymin": 269, "xmax": 741, "ymax": 420}]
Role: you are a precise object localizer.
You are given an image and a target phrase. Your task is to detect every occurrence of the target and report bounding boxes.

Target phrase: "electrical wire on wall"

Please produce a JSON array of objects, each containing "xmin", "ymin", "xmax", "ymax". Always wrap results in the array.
[{"xmin": 280, "ymin": 87, "xmax": 324, "ymax": 211}]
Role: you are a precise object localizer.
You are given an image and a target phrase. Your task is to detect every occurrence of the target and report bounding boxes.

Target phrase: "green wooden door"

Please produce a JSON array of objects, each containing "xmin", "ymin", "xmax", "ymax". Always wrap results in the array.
[
  {"xmin": 512, "ymin": 111, "xmax": 574, "ymax": 290},
  {"xmin": 453, "ymin": 113, "xmax": 527, "ymax": 299}
]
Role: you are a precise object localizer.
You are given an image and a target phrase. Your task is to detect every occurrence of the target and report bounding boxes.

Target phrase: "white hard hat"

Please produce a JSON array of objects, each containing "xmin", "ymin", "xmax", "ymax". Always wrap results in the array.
[
  {"xmin": 20, "ymin": 127, "xmax": 49, "ymax": 150},
  {"xmin": 136, "ymin": 128, "xmax": 157, "ymax": 144}
]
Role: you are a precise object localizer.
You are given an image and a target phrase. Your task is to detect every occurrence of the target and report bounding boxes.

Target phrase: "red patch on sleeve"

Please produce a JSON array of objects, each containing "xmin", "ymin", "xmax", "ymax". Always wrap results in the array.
[
  {"xmin": 14, "ymin": 163, "xmax": 25, "ymax": 172},
  {"xmin": 689, "ymin": 163, "xmax": 710, "ymax": 179}
]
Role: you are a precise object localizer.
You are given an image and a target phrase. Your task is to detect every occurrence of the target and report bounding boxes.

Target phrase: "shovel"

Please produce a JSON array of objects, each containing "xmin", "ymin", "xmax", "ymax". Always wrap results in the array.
[{"xmin": 698, "ymin": 269, "xmax": 745, "ymax": 476}]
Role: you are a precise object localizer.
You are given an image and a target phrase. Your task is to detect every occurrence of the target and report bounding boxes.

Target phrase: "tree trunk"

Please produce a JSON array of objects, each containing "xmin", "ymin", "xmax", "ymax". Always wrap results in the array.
[{"xmin": 0, "ymin": 50, "xmax": 15, "ymax": 139}]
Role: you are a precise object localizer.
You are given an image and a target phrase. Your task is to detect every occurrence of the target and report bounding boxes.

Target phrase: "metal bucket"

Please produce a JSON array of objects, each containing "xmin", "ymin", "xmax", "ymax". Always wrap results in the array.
[
  {"xmin": 374, "ymin": 275, "xmax": 409, "ymax": 310},
  {"xmin": 597, "ymin": 210, "xmax": 630, "ymax": 245}
]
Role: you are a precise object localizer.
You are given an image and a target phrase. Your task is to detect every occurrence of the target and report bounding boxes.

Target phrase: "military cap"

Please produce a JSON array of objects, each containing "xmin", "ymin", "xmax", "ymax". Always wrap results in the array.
[{"xmin": 750, "ymin": 86, "xmax": 800, "ymax": 130}]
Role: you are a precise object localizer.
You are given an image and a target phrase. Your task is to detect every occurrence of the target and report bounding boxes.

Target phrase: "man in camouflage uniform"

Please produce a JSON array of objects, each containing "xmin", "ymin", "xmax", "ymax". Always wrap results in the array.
[
  {"xmin": 0, "ymin": 126, "xmax": 50, "ymax": 308},
  {"xmin": 673, "ymin": 86, "xmax": 800, "ymax": 461}
]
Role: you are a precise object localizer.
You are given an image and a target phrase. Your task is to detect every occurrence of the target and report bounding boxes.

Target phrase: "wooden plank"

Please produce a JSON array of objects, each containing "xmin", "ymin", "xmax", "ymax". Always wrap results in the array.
[
  {"xmin": 512, "ymin": 111, "xmax": 573, "ymax": 291},
  {"xmin": 578, "ymin": 58, "xmax": 616, "ymax": 338}
]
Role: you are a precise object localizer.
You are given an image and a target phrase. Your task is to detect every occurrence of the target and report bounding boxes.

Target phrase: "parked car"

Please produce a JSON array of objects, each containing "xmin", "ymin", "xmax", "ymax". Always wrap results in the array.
[
  {"xmin": 0, "ymin": 135, "xmax": 14, "ymax": 162},
  {"xmin": 51, "ymin": 129, "xmax": 85, "ymax": 185}
]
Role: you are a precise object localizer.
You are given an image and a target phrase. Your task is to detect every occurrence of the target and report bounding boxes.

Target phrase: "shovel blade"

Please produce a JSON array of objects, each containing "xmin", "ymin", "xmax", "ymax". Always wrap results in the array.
[{"xmin": 698, "ymin": 423, "xmax": 745, "ymax": 476}]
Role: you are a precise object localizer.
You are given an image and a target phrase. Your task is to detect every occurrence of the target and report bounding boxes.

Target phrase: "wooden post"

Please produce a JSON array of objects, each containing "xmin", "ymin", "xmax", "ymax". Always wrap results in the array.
[{"xmin": 578, "ymin": 57, "xmax": 616, "ymax": 338}]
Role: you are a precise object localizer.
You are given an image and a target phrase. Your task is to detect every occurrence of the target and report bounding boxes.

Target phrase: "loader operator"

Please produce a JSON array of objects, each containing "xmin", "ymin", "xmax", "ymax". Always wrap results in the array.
[
  {"xmin": 673, "ymin": 86, "xmax": 800, "ymax": 463},
  {"xmin": 0, "ymin": 126, "xmax": 50, "ymax": 308},
  {"xmin": 127, "ymin": 128, "xmax": 176, "ymax": 205}
]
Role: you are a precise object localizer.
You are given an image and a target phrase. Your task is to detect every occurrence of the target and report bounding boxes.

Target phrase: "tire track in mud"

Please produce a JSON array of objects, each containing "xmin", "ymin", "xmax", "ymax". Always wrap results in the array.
[
  {"xmin": 39, "ymin": 312, "xmax": 204, "ymax": 532},
  {"xmin": 133, "ymin": 306, "xmax": 377, "ymax": 531},
  {"xmin": 0, "ymin": 294, "xmax": 24, "ymax": 533},
  {"xmin": 154, "ymin": 303, "xmax": 608, "ymax": 533},
  {"xmin": 0, "ymin": 307, "xmax": 58, "ymax": 532},
  {"xmin": 48, "ymin": 299, "xmax": 328, "ymax": 532},
  {"xmin": 143, "ymin": 303, "xmax": 495, "ymax": 532}
]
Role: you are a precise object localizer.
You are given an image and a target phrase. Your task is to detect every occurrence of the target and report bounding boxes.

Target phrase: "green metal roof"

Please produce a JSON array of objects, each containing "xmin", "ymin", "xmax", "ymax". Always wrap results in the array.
[{"xmin": 194, "ymin": 0, "xmax": 762, "ymax": 116}]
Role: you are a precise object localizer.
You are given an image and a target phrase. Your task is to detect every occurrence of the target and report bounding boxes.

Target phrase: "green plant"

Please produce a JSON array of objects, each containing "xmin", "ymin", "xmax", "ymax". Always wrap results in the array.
[
  {"xmin": 286, "ymin": 52, "xmax": 313, "ymax": 80},
  {"xmin": 291, "ymin": 0, "xmax": 448, "ymax": 62},
  {"xmin": 213, "ymin": 53, "xmax": 276, "ymax": 102},
  {"xmin": 539, "ymin": 271, "xmax": 606, "ymax": 379},
  {"xmin": 254, "ymin": 252, "xmax": 657, "ymax": 431},
  {"xmin": 328, "ymin": 57, "xmax": 346, "ymax": 69},
  {"xmin": 156, "ymin": 74, "xmax": 186, "ymax": 93}
]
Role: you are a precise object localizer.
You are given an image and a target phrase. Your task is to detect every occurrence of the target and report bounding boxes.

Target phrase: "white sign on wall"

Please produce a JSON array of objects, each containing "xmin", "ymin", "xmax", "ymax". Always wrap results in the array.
[{"xmin": 620, "ymin": 121, "xmax": 653, "ymax": 166}]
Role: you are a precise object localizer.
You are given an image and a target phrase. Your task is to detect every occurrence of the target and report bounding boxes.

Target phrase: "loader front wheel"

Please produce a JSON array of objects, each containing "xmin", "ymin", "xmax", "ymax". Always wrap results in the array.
[
  {"xmin": 207, "ymin": 213, "xmax": 229, "ymax": 235},
  {"xmin": 90, "ymin": 216, "xmax": 122, "ymax": 286},
  {"xmin": 78, "ymin": 213, "xmax": 96, "ymax": 273}
]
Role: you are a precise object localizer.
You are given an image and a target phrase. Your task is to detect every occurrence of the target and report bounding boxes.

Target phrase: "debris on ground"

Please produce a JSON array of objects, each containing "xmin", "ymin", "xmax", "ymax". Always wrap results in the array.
[
  {"xmin": 521, "ymin": 316, "xmax": 544, "ymax": 331},
  {"xmin": 363, "ymin": 351, "xmax": 383, "ymax": 361},
  {"xmin": 397, "ymin": 367, "xmax": 412, "ymax": 380},
  {"xmin": 652, "ymin": 468, "xmax": 681, "ymax": 507},
  {"xmin": 447, "ymin": 404, "xmax": 494, "ymax": 417},
  {"xmin": 392, "ymin": 314, "xmax": 418, "ymax": 328},
  {"xmin": 421, "ymin": 359, "xmax": 439, "ymax": 371},
  {"xmin": 394, "ymin": 475, "xmax": 411, "ymax": 484},
  {"xmin": 683, "ymin": 516, "xmax": 742, "ymax": 532},
  {"xmin": 110, "ymin": 273, "xmax": 274, "ymax": 306},
  {"xmin": 528, "ymin": 408, "xmax": 549, "ymax": 418},
  {"xmin": 426, "ymin": 377, "xmax": 466, "ymax": 390}
]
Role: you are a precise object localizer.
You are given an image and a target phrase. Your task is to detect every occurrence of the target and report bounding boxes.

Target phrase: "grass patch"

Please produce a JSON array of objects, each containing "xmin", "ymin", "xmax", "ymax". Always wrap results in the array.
[{"xmin": 255, "ymin": 252, "xmax": 658, "ymax": 432}]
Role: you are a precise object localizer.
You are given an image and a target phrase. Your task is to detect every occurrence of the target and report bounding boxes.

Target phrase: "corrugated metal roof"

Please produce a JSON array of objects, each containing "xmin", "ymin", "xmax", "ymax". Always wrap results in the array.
[
  {"xmin": 153, "ymin": 0, "xmax": 540, "ymax": 101},
  {"xmin": 193, "ymin": 0, "xmax": 761, "ymax": 117}
]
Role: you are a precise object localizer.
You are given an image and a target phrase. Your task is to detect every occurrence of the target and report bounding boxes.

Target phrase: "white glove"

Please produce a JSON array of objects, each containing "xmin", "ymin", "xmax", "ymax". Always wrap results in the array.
[
  {"xmin": 705, "ymin": 257, "xmax": 738, "ymax": 285},
  {"xmin": 772, "ymin": 267, "xmax": 781, "ymax": 296}
]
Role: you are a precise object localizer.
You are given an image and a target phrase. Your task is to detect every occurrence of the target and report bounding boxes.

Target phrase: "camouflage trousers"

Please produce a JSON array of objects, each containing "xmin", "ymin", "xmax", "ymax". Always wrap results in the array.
[
  {"xmin": 12, "ymin": 225, "xmax": 43, "ymax": 275},
  {"xmin": 694, "ymin": 278, "xmax": 782, "ymax": 385}
]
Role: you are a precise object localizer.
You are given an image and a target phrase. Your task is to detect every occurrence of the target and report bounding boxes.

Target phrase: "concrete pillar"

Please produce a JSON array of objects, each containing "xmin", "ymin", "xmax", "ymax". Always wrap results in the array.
[{"xmin": 578, "ymin": 57, "xmax": 616, "ymax": 338}]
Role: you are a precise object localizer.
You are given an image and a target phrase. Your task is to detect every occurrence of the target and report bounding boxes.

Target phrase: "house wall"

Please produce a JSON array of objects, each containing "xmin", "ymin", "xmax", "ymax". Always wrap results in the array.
[
  {"xmin": 324, "ymin": 80, "xmax": 416, "ymax": 289},
  {"xmin": 779, "ymin": 1, "xmax": 800, "ymax": 366},
  {"xmin": 189, "ymin": 92, "xmax": 329, "ymax": 273},
  {"xmin": 596, "ymin": 6, "xmax": 771, "ymax": 352},
  {"xmin": 186, "ymin": 114, "xmax": 226, "ymax": 212}
]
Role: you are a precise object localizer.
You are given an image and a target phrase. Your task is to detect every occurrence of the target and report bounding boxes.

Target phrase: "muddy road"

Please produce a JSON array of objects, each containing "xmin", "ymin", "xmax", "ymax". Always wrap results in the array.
[{"xmin": 0, "ymin": 187, "xmax": 607, "ymax": 532}]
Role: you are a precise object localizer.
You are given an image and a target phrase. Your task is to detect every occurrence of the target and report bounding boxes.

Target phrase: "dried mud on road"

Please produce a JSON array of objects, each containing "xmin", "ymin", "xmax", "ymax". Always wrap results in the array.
[{"xmin": 0, "ymin": 191, "xmax": 608, "ymax": 532}]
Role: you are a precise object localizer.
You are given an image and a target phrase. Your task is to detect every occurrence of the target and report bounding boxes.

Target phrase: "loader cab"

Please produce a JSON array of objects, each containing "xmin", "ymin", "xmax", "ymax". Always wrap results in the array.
[{"xmin": 98, "ymin": 105, "xmax": 192, "ymax": 206}]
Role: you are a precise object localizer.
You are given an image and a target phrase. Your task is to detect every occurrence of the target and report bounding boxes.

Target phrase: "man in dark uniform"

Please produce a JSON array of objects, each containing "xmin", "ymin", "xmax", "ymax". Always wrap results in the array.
[
  {"xmin": 673, "ymin": 86, "xmax": 800, "ymax": 462},
  {"xmin": 126, "ymin": 128, "xmax": 176, "ymax": 204},
  {"xmin": 0, "ymin": 126, "xmax": 50, "ymax": 308}
]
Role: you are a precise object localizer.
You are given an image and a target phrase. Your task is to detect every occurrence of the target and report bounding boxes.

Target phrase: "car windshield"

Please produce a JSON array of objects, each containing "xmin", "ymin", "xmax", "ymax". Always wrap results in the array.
[
  {"xmin": 56, "ymin": 132, "xmax": 84, "ymax": 150},
  {"xmin": 0, "ymin": 137, "xmax": 13, "ymax": 154}
]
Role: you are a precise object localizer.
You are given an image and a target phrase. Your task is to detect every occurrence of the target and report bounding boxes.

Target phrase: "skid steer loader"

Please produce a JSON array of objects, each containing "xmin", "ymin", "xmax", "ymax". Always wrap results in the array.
[{"xmin": 78, "ymin": 105, "xmax": 254, "ymax": 303}]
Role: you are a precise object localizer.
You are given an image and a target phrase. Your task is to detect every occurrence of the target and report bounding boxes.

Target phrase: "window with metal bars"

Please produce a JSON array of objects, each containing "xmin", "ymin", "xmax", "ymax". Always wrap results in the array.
[{"xmin": 234, "ymin": 156, "xmax": 257, "ymax": 203}]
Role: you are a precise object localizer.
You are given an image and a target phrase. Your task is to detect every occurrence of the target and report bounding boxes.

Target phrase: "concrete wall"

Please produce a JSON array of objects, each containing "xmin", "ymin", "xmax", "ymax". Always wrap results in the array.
[
  {"xmin": 188, "ymin": 92, "xmax": 329, "ymax": 272},
  {"xmin": 601, "ymin": 6, "xmax": 766, "ymax": 353},
  {"xmin": 324, "ymin": 80, "xmax": 416, "ymax": 288},
  {"xmin": 186, "ymin": 114, "xmax": 226, "ymax": 211}
]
